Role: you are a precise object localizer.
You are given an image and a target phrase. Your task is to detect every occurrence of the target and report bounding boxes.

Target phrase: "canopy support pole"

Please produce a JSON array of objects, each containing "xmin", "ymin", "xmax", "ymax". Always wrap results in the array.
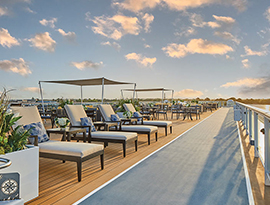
[
  {"xmin": 121, "ymin": 90, "xmax": 124, "ymax": 99},
  {"xmin": 39, "ymin": 81, "xmax": 45, "ymax": 115},
  {"xmin": 132, "ymin": 83, "xmax": 136, "ymax": 103},
  {"xmin": 171, "ymin": 90, "xmax": 174, "ymax": 119},
  {"xmin": 80, "ymin": 86, "xmax": 83, "ymax": 105},
  {"xmin": 162, "ymin": 89, "xmax": 164, "ymax": 110},
  {"xmin": 101, "ymin": 77, "xmax": 104, "ymax": 104}
]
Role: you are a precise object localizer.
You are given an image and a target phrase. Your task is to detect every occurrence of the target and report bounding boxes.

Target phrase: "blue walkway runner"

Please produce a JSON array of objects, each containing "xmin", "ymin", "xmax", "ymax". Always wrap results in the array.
[{"xmin": 79, "ymin": 108, "xmax": 249, "ymax": 205}]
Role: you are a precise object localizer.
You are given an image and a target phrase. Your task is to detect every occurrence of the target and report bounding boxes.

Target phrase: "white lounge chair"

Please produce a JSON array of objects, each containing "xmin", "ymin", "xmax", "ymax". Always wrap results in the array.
[
  {"xmin": 123, "ymin": 103, "xmax": 173, "ymax": 136},
  {"xmin": 64, "ymin": 105, "xmax": 138, "ymax": 157},
  {"xmin": 98, "ymin": 104, "xmax": 158, "ymax": 145},
  {"xmin": 11, "ymin": 106, "xmax": 104, "ymax": 182}
]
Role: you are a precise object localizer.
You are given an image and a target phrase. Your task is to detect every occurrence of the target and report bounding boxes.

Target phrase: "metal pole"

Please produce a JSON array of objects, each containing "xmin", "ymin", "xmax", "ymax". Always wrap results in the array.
[
  {"xmin": 101, "ymin": 77, "xmax": 104, "ymax": 104},
  {"xmin": 264, "ymin": 117, "xmax": 270, "ymax": 186},
  {"xmin": 254, "ymin": 112, "xmax": 258, "ymax": 158},
  {"xmin": 162, "ymin": 89, "xmax": 164, "ymax": 110},
  {"xmin": 132, "ymin": 83, "xmax": 136, "ymax": 103},
  {"xmin": 121, "ymin": 90, "xmax": 124, "ymax": 99},
  {"xmin": 39, "ymin": 81, "xmax": 45, "ymax": 114},
  {"xmin": 249, "ymin": 109, "xmax": 253, "ymax": 144},
  {"xmin": 171, "ymin": 90, "xmax": 174, "ymax": 119},
  {"xmin": 81, "ymin": 85, "xmax": 83, "ymax": 105}
]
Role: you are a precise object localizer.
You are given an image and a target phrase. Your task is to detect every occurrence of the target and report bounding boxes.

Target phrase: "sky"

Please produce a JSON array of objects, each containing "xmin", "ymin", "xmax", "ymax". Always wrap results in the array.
[{"xmin": 1, "ymin": 0, "xmax": 270, "ymax": 100}]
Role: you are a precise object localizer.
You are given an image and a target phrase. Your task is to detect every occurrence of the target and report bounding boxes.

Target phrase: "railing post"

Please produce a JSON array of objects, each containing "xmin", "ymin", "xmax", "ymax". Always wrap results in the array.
[
  {"xmin": 264, "ymin": 117, "xmax": 270, "ymax": 186},
  {"xmin": 249, "ymin": 109, "xmax": 253, "ymax": 145},
  {"xmin": 245, "ymin": 108, "xmax": 248, "ymax": 131},
  {"xmin": 253, "ymin": 112, "xmax": 258, "ymax": 158}
]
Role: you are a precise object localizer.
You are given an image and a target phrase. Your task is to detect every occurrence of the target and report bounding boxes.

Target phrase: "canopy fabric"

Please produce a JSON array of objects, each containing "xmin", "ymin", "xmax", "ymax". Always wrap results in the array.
[
  {"xmin": 122, "ymin": 88, "xmax": 173, "ymax": 92},
  {"xmin": 40, "ymin": 77, "xmax": 133, "ymax": 86}
]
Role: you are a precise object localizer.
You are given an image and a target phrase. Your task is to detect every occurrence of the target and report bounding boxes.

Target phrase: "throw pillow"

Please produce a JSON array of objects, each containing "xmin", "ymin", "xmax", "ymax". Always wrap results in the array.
[
  {"xmin": 80, "ymin": 117, "xmax": 96, "ymax": 132},
  {"xmin": 111, "ymin": 114, "xmax": 120, "ymax": 121},
  {"xmin": 23, "ymin": 122, "xmax": 49, "ymax": 143},
  {"xmin": 133, "ymin": 111, "xmax": 142, "ymax": 118}
]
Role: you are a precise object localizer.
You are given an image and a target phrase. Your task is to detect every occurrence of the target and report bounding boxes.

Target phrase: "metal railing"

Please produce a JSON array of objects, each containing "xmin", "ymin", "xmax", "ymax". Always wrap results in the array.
[
  {"xmin": 0, "ymin": 158, "xmax": 11, "ymax": 170},
  {"xmin": 235, "ymin": 102, "xmax": 270, "ymax": 185}
]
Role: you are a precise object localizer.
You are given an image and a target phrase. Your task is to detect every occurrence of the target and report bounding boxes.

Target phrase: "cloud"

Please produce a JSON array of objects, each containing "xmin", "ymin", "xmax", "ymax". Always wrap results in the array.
[
  {"xmin": 212, "ymin": 15, "xmax": 235, "ymax": 24},
  {"xmin": 101, "ymin": 41, "xmax": 121, "ymax": 51},
  {"xmin": 71, "ymin": 60, "xmax": 103, "ymax": 70},
  {"xmin": 0, "ymin": 6, "xmax": 8, "ymax": 16},
  {"xmin": 241, "ymin": 46, "xmax": 267, "ymax": 57},
  {"xmin": 142, "ymin": 13, "xmax": 154, "ymax": 32},
  {"xmin": 22, "ymin": 87, "xmax": 39, "ymax": 93},
  {"xmin": 90, "ymin": 14, "xmax": 141, "ymax": 40},
  {"xmin": 125, "ymin": 52, "xmax": 156, "ymax": 67},
  {"xmin": 39, "ymin": 18, "xmax": 57, "ymax": 28},
  {"xmin": 264, "ymin": 7, "xmax": 270, "ymax": 22},
  {"xmin": 206, "ymin": 21, "xmax": 220, "ymax": 28},
  {"xmin": 144, "ymin": 44, "xmax": 151, "ymax": 48},
  {"xmin": 241, "ymin": 59, "xmax": 250, "ymax": 68},
  {"xmin": 221, "ymin": 77, "xmax": 265, "ymax": 88},
  {"xmin": 113, "ymin": 0, "xmax": 161, "ymax": 13},
  {"xmin": 162, "ymin": 38, "xmax": 233, "ymax": 58},
  {"xmin": 0, "ymin": 58, "xmax": 31, "ymax": 76},
  {"xmin": 27, "ymin": 32, "xmax": 56, "ymax": 52},
  {"xmin": 57, "ymin": 29, "xmax": 76, "ymax": 42},
  {"xmin": 0, "ymin": 28, "xmax": 20, "ymax": 48},
  {"xmin": 214, "ymin": 31, "xmax": 240, "ymax": 44},
  {"xmin": 24, "ymin": 7, "xmax": 36, "ymax": 14},
  {"xmin": 175, "ymin": 89, "xmax": 203, "ymax": 98},
  {"xmin": 175, "ymin": 27, "xmax": 196, "ymax": 37}
]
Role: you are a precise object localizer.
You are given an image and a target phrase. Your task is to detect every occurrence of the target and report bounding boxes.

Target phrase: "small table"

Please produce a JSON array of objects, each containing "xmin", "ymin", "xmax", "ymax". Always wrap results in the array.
[
  {"xmin": 120, "ymin": 118, "xmax": 137, "ymax": 125},
  {"xmin": 94, "ymin": 121, "xmax": 118, "ymax": 131},
  {"xmin": 46, "ymin": 127, "xmax": 87, "ymax": 142}
]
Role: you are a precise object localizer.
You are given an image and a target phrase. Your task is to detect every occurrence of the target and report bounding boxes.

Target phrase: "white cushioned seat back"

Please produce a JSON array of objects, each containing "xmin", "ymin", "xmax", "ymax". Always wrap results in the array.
[
  {"xmin": 65, "ymin": 105, "xmax": 87, "ymax": 126},
  {"xmin": 123, "ymin": 103, "xmax": 136, "ymax": 112},
  {"xmin": 11, "ymin": 106, "xmax": 42, "ymax": 127},
  {"xmin": 98, "ymin": 104, "xmax": 115, "ymax": 121}
]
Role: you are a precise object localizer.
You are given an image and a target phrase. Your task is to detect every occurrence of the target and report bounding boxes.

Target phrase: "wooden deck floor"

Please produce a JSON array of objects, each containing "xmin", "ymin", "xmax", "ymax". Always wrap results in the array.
[{"xmin": 26, "ymin": 111, "xmax": 215, "ymax": 205}]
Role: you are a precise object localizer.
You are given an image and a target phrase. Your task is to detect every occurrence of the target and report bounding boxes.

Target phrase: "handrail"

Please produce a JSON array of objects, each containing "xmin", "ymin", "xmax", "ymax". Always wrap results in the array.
[
  {"xmin": 0, "ymin": 158, "xmax": 11, "ymax": 170},
  {"xmin": 236, "ymin": 102, "xmax": 270, "ymax": 121}
]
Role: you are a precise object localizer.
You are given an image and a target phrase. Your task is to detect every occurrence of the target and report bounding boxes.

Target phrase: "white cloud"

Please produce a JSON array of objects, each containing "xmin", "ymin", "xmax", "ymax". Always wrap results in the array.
[
  {"xmin": 125, "ymin": 52, "xmax": 156, "ymax": 67},
  {"xmin": 214, "ymin": 31, "xmax": 240, "ymax": 44},
  {"xmin": 241, "ymin": 46, "xmax": 267, "ymax": 57},
  {"xmin": 24, "ymin": 7, "xmax": 36, "ymax": 14},
  {"xmin": 212, "ymin": 15, "xmax": 235, "ymax": 24},
  {"xmin": 142, "ymin": 13, "xmax": 154, "ymax": 32},
  {"xmin": 264, "ymin": 7, "xmax": 270, "ymax": 22},
  {"xmin": 71, "ymin": 60, "xmax": 103, "ymax": 70},
  {"xmin": 114, "ymin": 0, "xmax": 161, "ymax": 13},
  {"xmin": 0, "ymin": 7, "xmax": 8, "ymax": 16},
  {"xmin": 101, "ymin": 41, "xmax": 121, "ymax": 51},
  {"xmin": 90, "ymin": 14, "xmax": 141, "ymax": 40},
  {"xmin": 175, "ymin": 27, "xmax": 196, "ymax": 37},
  {"xmin": 241, "ymin": 59, "xmax": 250, "ymax": 68},
  {"xmin": 221, "ymin": 77, "xmax": 265, "ymax": 88},
  {"xmin": 28, "ymin": 32, "xmax": 56, "ymax": 52},
  {"xmin": 57, "ymin": 29, "xmax": 76, "ymax": 42},
  {"xmin": 0, "ymin": 28, "xmax": 20, "ymax": 48},
  {"xmin": 39, "ymin": 18, "xmax": 57, "ymax": 28},
  {"xmin": 162, "ymin": 38, "xmax": 233, "ymax": 58},
  {"xmin": 22, "ymin": 87, "xmax": 39, "ymax": 93},
  {"xmin": 206, "ymin": 21, "xmax": 220, "ymax": 28},
  {"xmin": 144, "ymin": 44, "xmax": 151, "ymax": 48},
  {"xmin": 175, "ymin": 89, "xmax": 203, "ymax": 98},
  {"xmin": 226, "ymin": 55, "xmax": 231, "ymax": 59},
  {"xmin": 0, "ymin": 58, "xmax": 31, "ymax": 76}
]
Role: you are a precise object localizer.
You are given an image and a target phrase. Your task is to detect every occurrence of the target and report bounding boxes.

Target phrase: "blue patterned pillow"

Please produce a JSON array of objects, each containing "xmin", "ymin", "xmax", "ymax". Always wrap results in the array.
[
  {"xmin": 23, "ymin": 122, "xmax": 49, "ymax": 144},
  {"xmin": 133, "ymin": 111, "xmax": 142, "ymax": 118},
  {"xmin": 111, "ymin": 114, "xmax": 120, "ymax": 121},
  {"xmin": 80, "ymin": 117, "xmax": 96, "ymax": 132}
]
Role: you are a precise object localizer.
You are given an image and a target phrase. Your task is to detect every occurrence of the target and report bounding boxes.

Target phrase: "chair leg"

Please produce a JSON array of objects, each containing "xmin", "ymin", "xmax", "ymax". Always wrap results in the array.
[
  {"xmin": 155, "ymin": 132, "xmax": 158, "ymax": 141},
  {"xmin": 122, "ymin": 142, "xmax": 126, "ymax": 157},
  {"xmin": 77, "ymin": 159, "xmax": 82, "ymax": 182},
  {"xmin": 100, "ymin": 154, "xmax": 104, "ymax": 170},
  {"xmin": 165, "ymin": 127, "xmax": 167, "ymax": 136},
  {"xmin": 135, "ymin": 140, "xmax": 138, "ymax": 151},
  {"xmin": 170, "ymin": 126, "xmax": 173, "ymax": 134},
  {"xmin": 148, "ymin": 133, "xmax": 151, "ymax": 145}
]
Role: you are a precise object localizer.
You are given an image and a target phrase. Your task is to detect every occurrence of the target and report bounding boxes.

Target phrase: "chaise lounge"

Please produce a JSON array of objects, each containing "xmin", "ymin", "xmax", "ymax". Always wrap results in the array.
[
  {"xmin": 11, "ymin": 106, "xmax": 104, "ymax": 182},
  {"xmin": 64, "ymin": 105, "xmax": 138, "ymax": 157}
]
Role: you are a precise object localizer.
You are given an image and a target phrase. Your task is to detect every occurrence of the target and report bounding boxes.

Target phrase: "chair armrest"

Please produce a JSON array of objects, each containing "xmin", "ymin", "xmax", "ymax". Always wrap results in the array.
[{"xmin": 28, "ymin": 135, "xmax": 38, "ymax": 146}]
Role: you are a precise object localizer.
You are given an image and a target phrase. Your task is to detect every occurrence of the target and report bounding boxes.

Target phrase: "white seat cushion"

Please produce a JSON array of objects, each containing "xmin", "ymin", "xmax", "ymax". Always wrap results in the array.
[
  {"xmin": 142, "ymin": 121, "xmax": 172, "ymax": 126},
  {"xmin": 77, "ymin": 131, "xmax": 137, "ymax": 141},
  {"xmin": 121, "ymin": 125, "xmax": 158, "ymax": 132},
  {"xmin": 39, "ymin": 140, "xmax": 103, "ymax": 157}
]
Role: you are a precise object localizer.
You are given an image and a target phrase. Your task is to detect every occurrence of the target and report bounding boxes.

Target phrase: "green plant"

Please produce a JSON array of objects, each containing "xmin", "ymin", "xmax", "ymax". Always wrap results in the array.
[
  {"xmin": 59, "ymin": 98, "xmax": 73, "ymax": 108},
  {"xmin": 0, "ymin": 89, "xmax": 32, "ymax": 154},
  {"xmin": 123, "ymin": 111, "xmax": 132, "ymax": 119},
  {"xmin": 54, "ymin": 117, "xmax": 70, "ymax": 128}
]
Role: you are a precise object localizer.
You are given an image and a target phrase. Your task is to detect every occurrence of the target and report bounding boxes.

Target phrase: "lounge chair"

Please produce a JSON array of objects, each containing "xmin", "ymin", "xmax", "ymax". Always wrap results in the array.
[
  {"xmin": 11, "ymin": 106, "xmax": 104, "ymax": 182},
  {"xmin": 98, "ymin": 104, "xmax": 158, "ymax": 145},
  {"xmin": 64, "ymin": 105, "xmax": 138, "ymax": 157},
  {"xmin": 123, "ymin": 103, "xmax": 173, "ymax": 136}
]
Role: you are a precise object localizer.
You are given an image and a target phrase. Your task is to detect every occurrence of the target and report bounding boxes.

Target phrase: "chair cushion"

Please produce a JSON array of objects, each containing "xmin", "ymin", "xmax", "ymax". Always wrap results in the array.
[
  {"xmin": 121, "ymin": 125, "xmax": 158, "ymax": 132},
  {"xmin": 65, "ymin": 105, "xmax": 87, "ymax": 126},
  {"xmin": 23, "ymin": 122, "xmax": 49, "ymax": 143},
  {"xmin": 111, "ymin": 114, "xmax": 120, "ymax": 122},
  {"xmin": 80, "ymin": 117, "xmax": 96, "ymax": 132},
  {"xmin": 39, "ymin": 140, "xmax": 104, "ymax": 157},
  {"xmin": 142, "ymin": 121, "xmax": 172, "ymax": 126},
  {"xmin": 76, "ymin": 131, "xmax": 137, "ymax": 141},
  {"xmin": 133, "ymin": 111, "xmax": 142, "ymax": 118},
  {"xmin": 123, "ymin": 103, "xmax": 136, "ymax": 112}
]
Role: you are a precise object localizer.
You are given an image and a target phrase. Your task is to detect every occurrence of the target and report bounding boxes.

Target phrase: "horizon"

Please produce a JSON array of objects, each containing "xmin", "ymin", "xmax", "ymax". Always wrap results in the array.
[{"xmin": 1, "ymin": 0, "xmax": 270, "ymax": 100}]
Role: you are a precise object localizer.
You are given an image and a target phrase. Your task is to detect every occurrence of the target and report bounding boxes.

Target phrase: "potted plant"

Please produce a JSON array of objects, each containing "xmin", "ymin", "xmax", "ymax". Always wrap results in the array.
[{"xmin": 0, "ymin": 89, "xmax": 39, "ymax": 202}]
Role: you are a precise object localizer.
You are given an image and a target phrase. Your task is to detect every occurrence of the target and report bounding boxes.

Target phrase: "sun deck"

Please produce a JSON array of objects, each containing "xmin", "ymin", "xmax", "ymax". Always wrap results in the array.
[{"xmin": 25, "ymin": 108, "xmax": 268, "ymax": 204}]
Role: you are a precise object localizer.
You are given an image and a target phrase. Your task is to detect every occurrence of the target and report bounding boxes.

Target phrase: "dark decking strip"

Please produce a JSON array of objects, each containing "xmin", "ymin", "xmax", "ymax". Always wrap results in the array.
[{"xmin": 77, "ymin": 108, "xmax": 250, "ymax": 205}]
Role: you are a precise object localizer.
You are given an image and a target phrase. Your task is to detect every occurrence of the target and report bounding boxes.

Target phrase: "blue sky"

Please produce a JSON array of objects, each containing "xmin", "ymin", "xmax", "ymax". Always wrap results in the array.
[{"xmin": 1, "ymin": 0, "xmax": 270, "ymax": 100}]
